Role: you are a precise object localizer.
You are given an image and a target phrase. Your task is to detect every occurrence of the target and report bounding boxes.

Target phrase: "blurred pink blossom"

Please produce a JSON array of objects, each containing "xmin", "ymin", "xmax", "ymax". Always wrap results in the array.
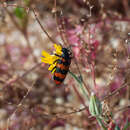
[
  {"xmin": 110, "ymin": 77, "xmax": 125, "ymax": 95},
  {"xmin": 67, "ymin": 25, "xmax": 83, "ymax": 58}
]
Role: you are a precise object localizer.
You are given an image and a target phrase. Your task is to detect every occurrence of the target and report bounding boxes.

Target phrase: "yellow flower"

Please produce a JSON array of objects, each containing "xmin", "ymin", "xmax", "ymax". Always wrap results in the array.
[
  {"xmin": 41, "ymin": 44, "xmax": 62, "ymax": 73},
  {"xmin": 54, "ymin": 44, "xmax": 62, "ymax": 55}
]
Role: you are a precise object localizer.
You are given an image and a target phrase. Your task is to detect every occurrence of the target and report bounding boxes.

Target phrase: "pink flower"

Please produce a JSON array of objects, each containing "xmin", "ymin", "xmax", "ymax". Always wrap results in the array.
[
  {"xmin": 108, "ymin": 121, "xmax": 116, "ymax": 130},
  {"xmin": 67, "ymin": 25, "xmax": 82, "ymax": 46},
  {"xmin": 72, "ymin": 46, "xmax": 81, "ymax": 57},
  {"xmin": 90, "ymin": 40, "xmax": 99, "ymax": 60},
  {"xmin": 67, "ymin": 25, "xmax": 83, "ymax": 58}
]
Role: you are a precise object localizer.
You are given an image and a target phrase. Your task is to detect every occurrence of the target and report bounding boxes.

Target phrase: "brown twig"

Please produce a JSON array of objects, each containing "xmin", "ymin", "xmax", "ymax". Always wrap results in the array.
[
  {"xmin": 53, "ymin": 82, "xmax": 129, "ymax": 116},
  {"xmin": 102, "ymin": 82, "xmax": 129, "ymax": 101},
  {"xmin": 32, "ymin": 8, "xmax": 57, "ymax": 44},
  {"xmin": 3, "ymin": 63, "xmax": 41, "ymax": 88},
  {"xmin": 52, "ymin": 0, "xmax": 67, "ymax": 46},
  {"xmin": 3, "ymin": 4, "xmax": 38, "ymax": 63},
  {"xmin": 73, "ymin": 59, "xmax": 91, "ymax": 97},
  {"xmin": 72, "ymin": 84, "xmax": 89, "ymax": 115},
  {"xmin": 3, "ymin": 6, "xmax": 22, "ymax": 31},
  {"xmin": 6, "ymin": 81, "xmax": 36, "ymax": 130},
  {"xmin": 114, "ymin": 105, "xmax": 130, "ymax": 113},
  {"xmin": 23, "ymin": 34, "xmax": 38, "ymax": 63}
]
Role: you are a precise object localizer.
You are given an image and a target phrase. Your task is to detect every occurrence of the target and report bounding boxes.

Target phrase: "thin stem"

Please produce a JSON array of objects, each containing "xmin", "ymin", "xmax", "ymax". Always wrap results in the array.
[
  {"xmin": 57, "ymin": 10, "xmax": 70, "ymax": 47},
  {"xmin": 102, "ymin": 82, "xmax": 129, "ymax": 101},
  {"xmin": 4, "ymin": 6, "xmax": 22, "ymax": 31},
  {"xmin": 110, "ymin": 17, "xmax": 130, "ymax": 22},
  {"xmin": 1, "ymin": 3, "xmax": 29, "ymax": 10},
  {"xmin": 69, "ymin": 71, "xmax": 89, "ymax": 99},
  {"xmin": 23, "ymin": 34, "xmax": 38, "ymax": 63},
  {"xmin": 32, "ymin": 8, "xmax": 57, "ymax": 44},
  {"xmin": 6, "ymin": 81, "xmax": 36, "ymax": 130},
  {"xmin": 3, "ymin": 63, "xmax": 41, "ymax": 88},
  {"xmin": 114, "ymin": 105, "xmax": 130, "ymax": 113},
  {"xmin": 4, "ymin": 6, "xmax": 37, "ymax": 63},
  {"xmin": 91, "ymin": 62, "xmax": 97, "ymax": 89},
  {"xmin": 53, "ymin": 0, "xmax": 67, "ymax": 46},
  {"xmin": 55, "ymin": 83, "xmax": 129, "ymax": 115},
  {"xmin": 72, "ymin": 84, "xmax": 89, "ymax": 114},
  {"xmin": 73, "ymin": 60, "xmax": 91, "ymax": 97},
  {"xmin": 96, "ymin": 117, "xmax": 107, "ymax": 130}
]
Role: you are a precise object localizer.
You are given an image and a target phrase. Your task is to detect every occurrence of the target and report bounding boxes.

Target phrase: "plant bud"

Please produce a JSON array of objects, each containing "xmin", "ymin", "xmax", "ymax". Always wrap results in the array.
[{"xmin": 89, "ymin": 92, "xmax": 102, "ymax": 117}]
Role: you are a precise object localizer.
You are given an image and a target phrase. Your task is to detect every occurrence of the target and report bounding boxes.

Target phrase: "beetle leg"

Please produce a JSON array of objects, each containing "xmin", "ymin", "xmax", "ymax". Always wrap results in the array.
[{"xmin": 54, "ymin": 54, "xmax": 62, "ymax": 58}]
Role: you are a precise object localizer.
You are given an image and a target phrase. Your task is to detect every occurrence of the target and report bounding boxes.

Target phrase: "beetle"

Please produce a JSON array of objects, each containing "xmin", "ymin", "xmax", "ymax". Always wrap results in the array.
[{"xmin": 53, "ymin": 47, "xmax": 72, "ymax": 85}]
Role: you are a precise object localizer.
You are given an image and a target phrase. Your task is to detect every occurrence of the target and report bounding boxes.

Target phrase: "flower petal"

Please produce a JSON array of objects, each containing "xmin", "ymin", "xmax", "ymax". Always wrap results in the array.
[
  {"xmin": 42, "ymin": 51, "xmax": 51, "ymax": 58},
  {"xmin": 54, "ymin": 44, "xmax": 62, "ymax": 55},
  {"xmin": 41, "ymin": 57, "xmax": 52, "ymax": 64},
  {"xmin": 41, "ymin": 54, "xmax": 59, "ymax": 64},
  {"xmin": 41, "ymin": 46, "xmax": 62, "ymax": 74},
  {"xmin": 51, "ymin": 68, "xmax": 56, "ymax": 73},
  {"xmin": 48, "ymin": 63, "xmax": 55, "ymax": 71},
  {"xmin": 48, "ymin": 62, "xmax": 57, "ymax": 73}
]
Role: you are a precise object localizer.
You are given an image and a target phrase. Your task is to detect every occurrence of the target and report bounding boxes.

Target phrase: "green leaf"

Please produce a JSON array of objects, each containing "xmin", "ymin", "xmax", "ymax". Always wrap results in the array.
[
  {"xmin": 69, "ymin": 71, "xmax": 89, "ymax": 99},
  {"xmin": 114, "ymin": 125, "xmax": 120, "ymax": 130},
  {"xmin": 24, "ymin": 0, "xmax": 30, "ymax": 6},
  {"xmin": 123, "ymin": 120, "xmax": 130, "ymax": 130},
  {"xmin": 96, "ymin": 117, "xmax": 107, "ymax": 130},
  {"xmin": 89, "ymin": 93, "xmax": 102, "ymax": 117},
  {"xmin": 69, "ymin": 71, "xmax": 81, "ymax": 83},
  {"xmin": 14, "ymin": 7, "xmax": 27, "ymax": 19}
]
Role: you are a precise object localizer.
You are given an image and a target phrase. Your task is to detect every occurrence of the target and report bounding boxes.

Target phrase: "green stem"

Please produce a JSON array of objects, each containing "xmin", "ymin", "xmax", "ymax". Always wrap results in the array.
[
  {"xmin": 69, "ymin": 71, "xmax": 89, "ymax": 100},
  {"xmin": 96, "ymin": 117, "xmax": 107, "ymax": 130}
]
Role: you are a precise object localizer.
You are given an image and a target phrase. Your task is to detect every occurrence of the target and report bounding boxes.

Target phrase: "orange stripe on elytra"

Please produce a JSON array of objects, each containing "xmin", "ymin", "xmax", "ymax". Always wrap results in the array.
[
  {"xmin": 57, "ymin": 64, "xmax": 68, "ymax": 70},
  {"xmin": 54, "ymin": 80, "xmax": 62, "ymax": 85},
  {"xmin": 54, "ymin": 73, "xmax": 66, "ymax": 79},
  {"xmin": 62, "ymin": 58, "xmax": 66, "ymax": 62}
]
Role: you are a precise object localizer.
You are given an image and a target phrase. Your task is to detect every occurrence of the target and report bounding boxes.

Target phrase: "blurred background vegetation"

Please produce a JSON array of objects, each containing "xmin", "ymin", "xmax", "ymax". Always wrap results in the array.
[{"xmin": 0, "ymin": 0, "xmax": 130, "ymax": 130}]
